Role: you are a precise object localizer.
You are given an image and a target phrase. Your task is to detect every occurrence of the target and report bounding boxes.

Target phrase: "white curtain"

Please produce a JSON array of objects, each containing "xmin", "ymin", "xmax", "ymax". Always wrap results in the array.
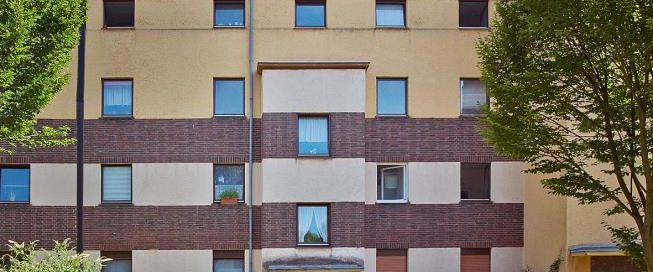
[
  {"xmin": 298, "ymin": 207, "xmax": 314, "ymax": 243},
  {"xmin": 376, "ymin": 4, "xmax": 405, "ymax": 26},
  {"xmin": 313, "ymin": 208, "xmax": 328, "ymax": 241},
  {"xmin": 298, "ymin": 118, "xmax": 328, "ymax": 143},
  {"xmin": 103, "ymin": 166, "xmax": 131, "ymax": 201},
  {"xmin": 461, "ymin": 79, "xmax": 487, "ymax": 114},
  {"xmin": 298, "ymin": 206, "xmax": 327, "ymax": 243},
  {"xmin": 214, "ymin": 259, "xmax": 243, "ymax": 272},
  {"xmin": 104, "ymin": 81, "xmax": 132, "ymax": 106}
]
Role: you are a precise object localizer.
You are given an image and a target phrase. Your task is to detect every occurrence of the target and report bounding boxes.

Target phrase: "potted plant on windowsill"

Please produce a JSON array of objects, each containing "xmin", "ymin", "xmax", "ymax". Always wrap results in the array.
[{"xmin": 218, "ymin": 189, "xmax": 240, "ymax": 205}]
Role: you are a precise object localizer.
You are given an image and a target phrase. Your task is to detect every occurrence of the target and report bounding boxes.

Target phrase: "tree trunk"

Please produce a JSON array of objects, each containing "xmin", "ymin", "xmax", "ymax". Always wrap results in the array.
[{"xmin": 641, "ymin": 228, "xmax": 653, "ymax": 272}]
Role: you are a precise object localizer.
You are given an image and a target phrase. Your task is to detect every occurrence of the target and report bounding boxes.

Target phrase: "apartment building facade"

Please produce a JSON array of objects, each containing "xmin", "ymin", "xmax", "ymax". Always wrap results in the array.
[{"xmin": 0, "ymin": 0, "xmax": 529, "ymax": 271}]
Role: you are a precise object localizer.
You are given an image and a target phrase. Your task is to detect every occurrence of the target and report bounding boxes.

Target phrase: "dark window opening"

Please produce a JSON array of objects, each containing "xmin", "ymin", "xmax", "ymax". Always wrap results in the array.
[
  {"xmin": 104, "ymin": 0, "xmax": 135, "ymax": 28},
  {"xmin": 101, "ymin": 251, "xmax": 132, "ymax": 272},
  {"xmin": 459, "ymin": 0, "xmax": 488, "ymax": 28},
  {"xmin": 460, "ymin": 163, "xmax": 490, "ymax": 200},
  {"xmin": 214, "ymin": 165, "xmax": 245, "ymax": 202}
]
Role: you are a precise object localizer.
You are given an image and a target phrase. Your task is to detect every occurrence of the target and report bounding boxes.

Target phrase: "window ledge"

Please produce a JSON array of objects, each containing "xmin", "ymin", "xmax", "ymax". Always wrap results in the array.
[
  {"xmin": 100, "ymin": 115, "xmax": 134, "ymax": 120},
  {"xmin": 460, "ymin": 199, "xmax": 493, "ymax": 204},
  {"xmin": 213, "ymin": 114, "xmax": 246, "ymax": 118},
  {"xmin": 294, "ymin": 26, "xmax": 327, "ymax": 29},
  {"xmin": 0, "ymin": 202, "xmax": 30, "ymax": 205},
  {"xmin": 213, "ymin": 200, "xmax": 246, "ymax": 204},
  {"xmin": 375, "ymin": 26, "xmax": 408, "ymax": 30},
  {"xmin": 100, "ymin": 202, "xmax": 134, "ymax": 207},
  {"xmin": 297, "ymin": 155, "xmax": 331, "ymax": 159},
  {"xmin": 376, "ymin": 114, "xmax": 409, "ymax": 119},
  {"xmin": 213, "ymin": 26, "xmax": 246, "ymax": 29},
  {"xmin": 458, "ymin": 26, "xmax": 489, "ymax": 30},
  {"xmin": 102, "ymin": 26, "xmax": 135, "ymax": 30},
  {"xmin": 297, "ymin": 244, "xmax": 330, "ymax": 247},
  {"xmin": 376, "ymin": 200, "xmax": 408, "ymax": 204}
]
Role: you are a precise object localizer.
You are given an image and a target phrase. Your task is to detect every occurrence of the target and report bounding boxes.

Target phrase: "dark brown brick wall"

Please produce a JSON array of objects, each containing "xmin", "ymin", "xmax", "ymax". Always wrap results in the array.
[
  {"xmin": 262, "ymin": 113, "xmax": 366, "ymax": 159},
  {"xmin": 0, "ymin": 204, "xmax": 75, "ymax": 250},
  {"xmin": 365, "ymin": 202, "xmax": 523, "ymax": 248},
  {"xmin": 366, "ymin": 117, "xmax": 512, "ymax": 162},
  {"xmin": 591, "ymin": 256, "xmax": 639, "ymax": 272},
  {"xmin": 0, "ymin": 118, "xmax": 259, "ymax": 164}
]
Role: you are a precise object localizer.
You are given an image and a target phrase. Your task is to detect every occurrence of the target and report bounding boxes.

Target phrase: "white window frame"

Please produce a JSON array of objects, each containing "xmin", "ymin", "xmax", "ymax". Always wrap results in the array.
[{"xmin": 377, "ymin": 163, "xmax": 408, "ymax": 203}]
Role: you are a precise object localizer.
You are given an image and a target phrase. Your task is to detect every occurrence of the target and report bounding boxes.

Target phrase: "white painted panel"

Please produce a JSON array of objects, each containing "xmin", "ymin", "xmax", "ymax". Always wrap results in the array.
[
  {"xmin": 491, "ymin": 162, "xmax": 524, "ymax": 203},
  {"xmin": 408, "ymin": 248, "xmax": 460, "ymax": 272},
  {"xmin": 262, "ymin": 158, "xmax": 365, "ymax": 203},
  {"xmin": 409, "ymin": 162, "xmax": 460, "ymax": 204},
  {"xmin": 491, "ymin": 247, "xmax": 523, "ymax": 272},
  {"xmin": 84, "ymin": 164, "xmax": 102, "ymax": 206},
  {"xmin": 30, "ymin": 164, "xmax": 76, "ymax": 206},
  {"xmin": 132, "ymin": 250, "xmax": 212, "ymax": 272},
  {"xmin": 262, "ymin": 69, "xmax": 366, "ymax": 113},
  {"xmin": 365, "ymin": 163, "xmax": 377, "ymax": 204},
  {"xmin": 133, "ymin": 163, "xmax": 213, "ymax": 206},
  {"xmin": 364, "ymin": 248, "xmax": 376, "ymax": 272}
]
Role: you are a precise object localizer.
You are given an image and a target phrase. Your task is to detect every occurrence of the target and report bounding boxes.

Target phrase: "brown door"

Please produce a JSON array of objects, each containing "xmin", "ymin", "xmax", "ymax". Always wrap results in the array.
[
  {"xmin": 377, "ymin": 249, "xmax": 407, "ymax": 272},
  {"xmin": 461, "ymin": 248, "xmax": 491, "ymax": 272}
]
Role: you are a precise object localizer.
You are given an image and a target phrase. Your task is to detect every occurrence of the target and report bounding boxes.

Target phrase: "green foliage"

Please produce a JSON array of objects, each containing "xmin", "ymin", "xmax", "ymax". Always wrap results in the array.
[
  {"xmin": 303, "ymin": 231, "xmax": 324, "ymax": 244},
  {"xmin": 477, "ymin": 0, "xmax": 653, "ymax": 269},
  {"xmin": 0, "ymin": 240, "xmax": 106, "ymax": 272},
  {"xmin": 0, "ymin": 0, "xmax": 87, "ymax": 153},
  {"xmin": 548, "ymin": 252, "xmax": 563, "ymax": 272},
  {"xmin": 605, "ymin": 223, "xmax": 648, "ymax": 271},
  {"xmin": 218, "ymin": 188, "xmax": 240, "ymax": 199}
]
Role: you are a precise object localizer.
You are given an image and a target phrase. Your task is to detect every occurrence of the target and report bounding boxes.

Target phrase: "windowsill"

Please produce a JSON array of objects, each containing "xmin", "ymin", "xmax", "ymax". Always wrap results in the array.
[
  {"xmin": 459, "ymin": 114, "xmax": 484, "ymax": 118},
  {"xmin": 213, "ymin": 114, "xmax": 246, "ymax": 118},
  {"xmin": 458, "ymin": 26, "xmax": 489, "ymax": 30},
  {"xmin": 297, "ymin": 154, "xmax": 331, "ymax": 159},
  {"xmin": 100, "ymin": 202, "xmax": 133, "ymax": 206},
  {"xmin": 0, "ymin": 202, "xmax": 30, "ymax": 205},
  {"xmin": 295, "ymin": 26, "xmax": 327, "ymax": 29},
  {"xmin": 375, "ymin": 26, "xmax": 408, "ymax": 29},
  {"xmin": 213, "ymin": 25, "xmax": 246, "ymax": 29},
  {"xmin": 376, "ymin": 200, "xmax": 408, "ymax": 204},
  {"xmin": 297, "ymin": 244, "xmax": 330, "ymax": 247},
  {"xmin": 100, "ymin": 115, "xmax": 134, "ymax": 120},
  {"xmin": 460, "ymin": 199, "xmax": 492, "ymax": 204},
  {"xmin": 376, "ymin": 114, "xmax": 409, "ymax": 118},
  {"xmin": 213, "ymin": 200, "xmax": 246, "ymax": 204},
  {"xmin": 102, "ymin": 26, "xmax": 135, "ymax": 30}
]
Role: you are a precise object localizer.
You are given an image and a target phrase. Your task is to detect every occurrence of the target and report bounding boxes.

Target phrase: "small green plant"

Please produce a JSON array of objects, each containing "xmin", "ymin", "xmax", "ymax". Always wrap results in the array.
[
  {"xmin": 0, "ymin": 239, "xmax": 106, "ymax": 272},
  {"xmin": 219, "ymin": 189, "xmax": 240, "ymax": 199},
  {"xmin": 548, "ymin": 251, "xmax": 564, "ymax": 272}
]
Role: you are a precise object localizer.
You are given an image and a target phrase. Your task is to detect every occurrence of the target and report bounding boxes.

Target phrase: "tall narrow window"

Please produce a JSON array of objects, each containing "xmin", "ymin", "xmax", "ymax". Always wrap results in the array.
[
  {"xmin": 377, "ymin": 78, "xmax": 407, "ymax": 116},
  {"xmin": 297, "ymin": 205, "xmax": 329, "ymax": 245},
  {"xmin": 103, "ymin": 0, "xmax": 135, "ymax": 28},
  {"xmin": 376, "ymin": 1, "xmax": 405, "ymax": 27},
  {"xmin": 377, "ymin": 165, "xmax": 406, "ymax": 202},
  {"xmin": 102, "ymin": 251, "xmax": 132, "ymax": 272},
  {"xmin": 296, "ymin": 0, "xmax": 326, "ymax": 27},
  {"xmin": 459, "ymin": 0, "xmax": 488, "ymax": 28},
  {"xmin": 102, "ymin": 165, "xmax": 132, "ymax": 203},
  {"xmin": 461, "ymin": 248, "xmax": 490, "ymax": 272},
  {"xmin": 0, "ymin": 167, "xmax": 29, "ymax": 203},
  {"xmin": 460, "ymin": 79, "xmax": 487, "ymax": 115},
  {"xmin": 103, "ymin": 80, "xmax": 133, "ymax": 116},
  {"xmin": 214, "ymin": 0, "xmax": 245, "ymax": 27},
  {"xmin": 214, "ymin": 165, "xmax": 245, "ymax": 202},
  {"xmin": 460, "ymin": 163, "xmax": 490, "ymax": 200},
  {"xmin": 298, "ymin": 116, "xmax": 329, "ymax": 156},
  {"xmin": 214, "ymin": 79, "xmax": 245, "ymax": 115},
  {"xmin": 213, "ymin": 251, "xmax": 245, "ymax": 272}
]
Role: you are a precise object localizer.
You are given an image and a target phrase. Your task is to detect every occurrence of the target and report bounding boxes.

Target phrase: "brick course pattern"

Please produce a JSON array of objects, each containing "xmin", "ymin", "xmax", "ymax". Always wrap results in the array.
[
  {"xmin": 0, "ymin": 204, "xmax": 76, "ymax": 250},
  {"xmin": 591, "ymin": 256, "xmax": 639, "ymax": 272},
  {"xmin": 366, "ymin": 117, "xmax": 511, "ymax": 162},
  {"xmin": 261, "ymin": 113, "xmax": 365, "ymax": 159}
]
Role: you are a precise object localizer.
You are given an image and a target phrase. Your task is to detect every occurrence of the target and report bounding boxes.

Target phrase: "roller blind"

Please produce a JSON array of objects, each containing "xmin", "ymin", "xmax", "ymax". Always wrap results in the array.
[
  {"xmin": 461, "ymin": 249, "xmax": 490, "ymax": 272},
  {"xmin": 103, "ymin": 166, "xmax": 132, "ymax": 202},
  {"xmin": 376, "ymin": 249, "xmax": 407, "ymax": 272}
]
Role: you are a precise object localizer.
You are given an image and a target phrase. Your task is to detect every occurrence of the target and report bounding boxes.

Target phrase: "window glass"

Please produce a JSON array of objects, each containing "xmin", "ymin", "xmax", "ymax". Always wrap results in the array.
[
  {"xmin": 460, "ymin": 163, "xmax": 490, "ymax": 200},
  {"xmin": 102, "ymin": 260, "xmax": 132, "ymax": 272},
  {"xmin": 215, "ymin": 2, "xmax": 245, "ymax": 26},
  {"xmin": 297, "ymin": 205, "xmax": 328, "ymax": 245},
  {"xmin": 214, "ymin": 259, "xmax": 244, "ymax": 272},
  {"xmin": 214, "ymin": 79, "xmax": 245, "ymax": 115},
  {"xmin": 214, "ymin": 165, "xmax": 245, "ymax": 201},
  {"xmin": 296, "ymin": 2, "xmax": 325, "ymax": 27},
  {"xmin": 102, "ymin": 166, "xmax": 132, "ymax": 202},
  {"xmin": 376, "ymin": 3, "xmax": 405, "ymax": 27},
  {"xmin": 104, "ymin": 0, "xmax": 135, "ymax": 27},
  {"xmin": 459, "ymin": 0, "xmax": 488, "ymax": 27},
  {"xmin": 377, "ymin": 165, "xmax": 405, "ymax": 201},
  {"xmin": 460, "ymin": 79, "xmax": 487, "ymax": 115},
  {"xmin": 103, "ymin": 80, "xmax": 133, "ymax": 116},
  {"xmin": 298, "ymin": 117, "xmax": 329, "ymax": 156},
  {"xmin": 0, "ymin": 167, "xmax": 29, "ymax": 202},
  {"xmin": 377, "ymin": 79, "xmax": 407, "ymax": 115}
]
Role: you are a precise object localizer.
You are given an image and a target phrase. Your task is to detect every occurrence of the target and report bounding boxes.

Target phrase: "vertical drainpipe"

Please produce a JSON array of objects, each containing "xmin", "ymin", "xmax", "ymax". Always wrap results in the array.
[
  {"xmin": 247, "ymin": 0, "xmax": 255, "ymax": 271},
  {"xmin": 75, "ymin": 20, "xmax": 87, "ymax": 254}
]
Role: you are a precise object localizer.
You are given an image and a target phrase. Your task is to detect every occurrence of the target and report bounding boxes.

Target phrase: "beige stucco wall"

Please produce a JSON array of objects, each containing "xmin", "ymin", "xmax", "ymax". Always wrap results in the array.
[
  {"xmin": 29, "ymin": 164, "xmax": 101, "ymax": 206},
  {"xmin": 261, "ymin": 69, "xmax": 366, "ymax": 113},
  {"xmin": 132, "ymin": 163, "xmax": 213, "ymax": 206},
  {"xmin": 408, "ymin": 248, "xmax": 460, "ymax": 272},
  {"xmin": 409, "ymin": 162, "xmax": 460, "ymax": 204},
  {"xmin": 490, "ymin": 162, "xmax": 524, "ymax": 203},
  {"xmin": 364, "ymin": 248, "xmax": 376, "ymax": 272},
  {"xmin": 261, "ymin": 158, "xmax": 365, "ymax": 203},
  {"xmin": 132, "ymin": 250, "xmax": 212, "ymax": 272},
  {"xmin": 491, "ymin": 247, "xmax": 523, "ymax": 272}
]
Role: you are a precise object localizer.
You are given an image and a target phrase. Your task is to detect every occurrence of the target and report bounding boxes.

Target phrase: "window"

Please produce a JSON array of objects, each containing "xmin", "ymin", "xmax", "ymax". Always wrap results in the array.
[
  {"xmin": 295, "ymin": 0, "xmax": 326, "ymax": 27},
  {"xmin": 377, "ymin": 78, "xmax": 407, "ymax": 116},
  {"xmin": 102, "ymin": 80, "xmax": 133, "ymax": 117},
  {"xmin": 459, "ymin": 0, "xmax": 488, "ymax": 28},
  {"xmin": 377, "ymin": 165, "xmax": 406, "ymax": 202},
  {"xmin": 102, "ymin": 251, "xmax": 132, "ymax": 272},
  {"xmin": 460, "ymin": 79, "xmax": 487, "ymax": 115},
  {"xmin": 376, "ymin": 1, "xmax": 405, "ymax": 27},
  {"xmin": 214, "ymin": 0, "xmax": 245, "ymax": 27},
  {"xmin": 461, "ymin": 248, "xmax": 490, "ymax": 272},
  {"xmin": 213, "ymin": 251, "xmax": 245, "ymax": 272},
  {"xmin": 298, "ymin": 116, "xmax": 329, "ymax": 156},
  {"xmin": 297, "ymin": 205, "xmax": 328, "ymax": 245},
  {"xmin": 376, "ymin": 249, "xmax": 407, "ymax": 272},
  {"xmin": 214, "ymin": 165, "xmax": 245, "ymax": 202},
  {"xmin": 0, "ymin": 167, "xmax": 29, "ymax": 203},
  {"xmin": 103, "ymin": 0, "xmax": 135, "ymax": 28},
  {"xmin": 214, "ymin": 79, "xmax": 245, "ymax": 115},
  {"xmin": 102, "ymin": 165, "xmax": 132, "ymax": 203},
  {"xmin": 460, "ymin": 163, "xmax": 490, "ymax": 200}
]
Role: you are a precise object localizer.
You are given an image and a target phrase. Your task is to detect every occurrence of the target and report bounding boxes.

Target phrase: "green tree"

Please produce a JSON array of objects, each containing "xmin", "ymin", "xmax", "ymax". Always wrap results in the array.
[
  {"xmin": 0, "ymin": 0, "xmax": 86, "ymax": 153},
  {"xmin": 477, "ymin": 0, "xmax": 653, "ymax": 270},
  {"xmin": 0, "ymin": 240, "xmax": 106, "ymax": 272}
]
